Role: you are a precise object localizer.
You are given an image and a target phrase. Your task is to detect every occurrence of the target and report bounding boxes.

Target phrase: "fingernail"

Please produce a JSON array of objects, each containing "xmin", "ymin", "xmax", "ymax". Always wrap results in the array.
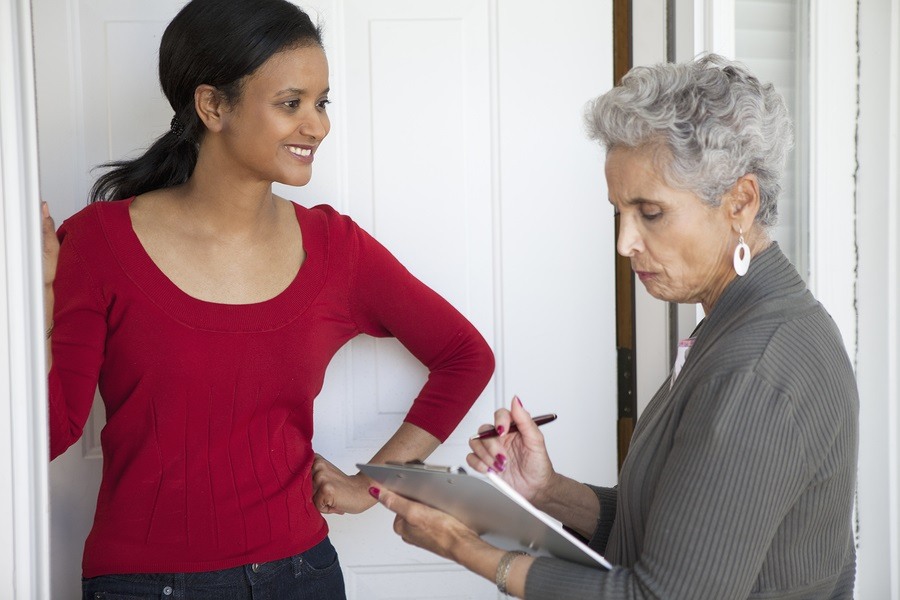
[
  {"xmin": 515, "ymin": 395, "xmax": 523, "ymax": 407},
  {"xmin": 487, "ymin": 467, "xmax": 495, "ymax": 473},
  {"xmin": 493, "ymin": 459, "xmax": 505, "ymax": 472},
  {"xmin": 497, "ymin": 453, "xmax": 507, "ymax": 465},
  {"xmin": 496, "ymin": 425, "xmax": 505, "ymax": 435},
  {"xmin": 368, "ymin": 487, "xmax": 380, "ymax": 499}
]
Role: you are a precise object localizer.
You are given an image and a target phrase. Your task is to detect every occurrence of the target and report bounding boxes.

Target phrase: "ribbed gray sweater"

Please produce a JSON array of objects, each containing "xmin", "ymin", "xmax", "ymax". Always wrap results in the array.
[{"xmin": 525, "ymin": 244, "xmax": 858, "ymax": 599}]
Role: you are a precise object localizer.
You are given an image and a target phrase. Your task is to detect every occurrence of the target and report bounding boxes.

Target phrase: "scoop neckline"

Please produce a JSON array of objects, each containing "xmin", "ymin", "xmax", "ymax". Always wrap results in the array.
[{"xmin": 99, "ymin": 198, "xmax": 328, "ymax": 332}]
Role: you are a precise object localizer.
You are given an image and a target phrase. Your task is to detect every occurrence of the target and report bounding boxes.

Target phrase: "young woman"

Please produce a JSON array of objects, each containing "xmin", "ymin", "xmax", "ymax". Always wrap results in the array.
[{"xmin": 41, "ymin": 1, "xmax": 494, "ymax": 597}]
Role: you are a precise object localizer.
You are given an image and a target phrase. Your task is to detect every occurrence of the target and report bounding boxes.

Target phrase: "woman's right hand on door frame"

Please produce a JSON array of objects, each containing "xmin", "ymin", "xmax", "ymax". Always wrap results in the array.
[{"xmin": 41, "ymin": 201, "xmax": 59, "ymax": 290}]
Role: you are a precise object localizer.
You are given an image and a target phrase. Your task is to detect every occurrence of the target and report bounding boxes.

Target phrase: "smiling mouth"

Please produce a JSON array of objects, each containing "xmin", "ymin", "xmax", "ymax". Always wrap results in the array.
[{"xmin": 287, "ymin": 146, "xmax": 312, "ymax": 158}]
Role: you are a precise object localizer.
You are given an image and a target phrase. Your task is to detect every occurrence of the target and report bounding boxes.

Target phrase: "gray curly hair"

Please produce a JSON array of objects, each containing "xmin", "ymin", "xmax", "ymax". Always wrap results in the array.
[{"xmin": 585, "ymin": 54, "xmax": 793, "ymax": 228}]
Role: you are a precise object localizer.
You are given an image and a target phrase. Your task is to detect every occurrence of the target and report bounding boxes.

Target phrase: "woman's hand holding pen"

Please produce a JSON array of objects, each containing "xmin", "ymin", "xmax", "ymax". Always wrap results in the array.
[{"xmin": 466, "ymin": 396, "xmax": 556, "ymax": 506}]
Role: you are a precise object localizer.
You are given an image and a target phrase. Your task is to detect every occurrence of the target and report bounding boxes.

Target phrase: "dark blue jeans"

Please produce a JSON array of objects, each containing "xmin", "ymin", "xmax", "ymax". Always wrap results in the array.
[{"xmin": 82, "ymin": 537, "xmax": 346, "ymax": 600}]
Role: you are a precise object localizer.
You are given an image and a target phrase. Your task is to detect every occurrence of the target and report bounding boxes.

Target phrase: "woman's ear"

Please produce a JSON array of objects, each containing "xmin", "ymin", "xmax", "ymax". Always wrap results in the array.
[
  {"xmin": 728, "ymin": 173, "xmax": 761, "ymax": 233},
  {"xmin": 194, "ymin": 84, "xmax": 226, "ymax": 133}
]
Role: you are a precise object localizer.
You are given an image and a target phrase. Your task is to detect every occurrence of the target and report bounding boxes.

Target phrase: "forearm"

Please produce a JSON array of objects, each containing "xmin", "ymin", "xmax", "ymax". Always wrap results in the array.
[
  {"xmin": 353, "ymin": 422, "xmax": 441, "ymax": 510},
  {"xmin": 532, "ymin": 473, "xmax": 600, "ymax": 539},
  {"xmin": 367, "ymin": 421, "xmax": 441, "ymax": 465}
]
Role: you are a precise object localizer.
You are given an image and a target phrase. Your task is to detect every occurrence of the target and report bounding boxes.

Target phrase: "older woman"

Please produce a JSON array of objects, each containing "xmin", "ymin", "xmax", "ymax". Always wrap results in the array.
[{"xmin": 370, "ymin": 54, "xmax": 858, "ymax": 599}]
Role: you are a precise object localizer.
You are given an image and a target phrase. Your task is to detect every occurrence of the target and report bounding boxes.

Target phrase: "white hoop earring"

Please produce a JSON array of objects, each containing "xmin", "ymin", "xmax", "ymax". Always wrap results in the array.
[{"xmin": 733, "ymin": 228, "xmax": 751, "ymax": 276}]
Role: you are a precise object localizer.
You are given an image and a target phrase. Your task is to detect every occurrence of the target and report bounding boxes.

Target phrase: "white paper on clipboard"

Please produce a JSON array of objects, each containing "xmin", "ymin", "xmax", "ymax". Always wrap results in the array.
[{"xmin": 358, "ymin": 462, "xmax": 612, "ymax": 570}]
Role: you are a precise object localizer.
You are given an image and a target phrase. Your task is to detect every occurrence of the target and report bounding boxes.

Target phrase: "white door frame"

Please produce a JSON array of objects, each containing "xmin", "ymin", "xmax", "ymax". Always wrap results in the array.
[{"xmin": 0, "ymin": 0, "xmax": 51, "ymax": 598}]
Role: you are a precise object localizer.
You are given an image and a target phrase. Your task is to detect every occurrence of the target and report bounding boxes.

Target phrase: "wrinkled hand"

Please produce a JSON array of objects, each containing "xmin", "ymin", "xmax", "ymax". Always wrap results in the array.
[
  {"xmin": 467, "ymin": 397, "xmax": 555, "ymax": 504},
  {"xmin": 41, "ymin": 202, "xmax": 59, "ymax": 289},
  {"xmin": 373, "ymin": 487, "xmax": 481, "ymax": 562},
  {"xmin": 311, "ymin": 454, "xmax": 377, "ymax": 515}
]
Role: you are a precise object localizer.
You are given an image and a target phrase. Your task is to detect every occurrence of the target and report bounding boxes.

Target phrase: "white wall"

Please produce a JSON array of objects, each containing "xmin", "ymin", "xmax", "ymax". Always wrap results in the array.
[{"xmin": 856, "ymin": 0, "xmax": 900, "ymax": 596}]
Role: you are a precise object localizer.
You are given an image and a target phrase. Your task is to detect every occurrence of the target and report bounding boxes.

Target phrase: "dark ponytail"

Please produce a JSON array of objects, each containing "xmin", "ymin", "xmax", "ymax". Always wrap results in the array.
[{"xmin": 90, "ymin": 0, "xmax": 322, "ymax": 202}]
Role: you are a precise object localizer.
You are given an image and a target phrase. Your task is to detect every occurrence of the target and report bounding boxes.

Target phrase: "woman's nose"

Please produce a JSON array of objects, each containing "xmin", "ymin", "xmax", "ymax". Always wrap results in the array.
[
  {"xmin": 299, "ymin": 110, "xmax": 330, "ymax": 142},
  {"xmin": 616, "ymin": 219, "xmax": 643, "ymax": 257}
]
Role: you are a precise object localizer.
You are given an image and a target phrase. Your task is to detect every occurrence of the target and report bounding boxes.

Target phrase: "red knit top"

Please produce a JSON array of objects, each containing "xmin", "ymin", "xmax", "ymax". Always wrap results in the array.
[{"xmin": 48, "ymin": 199, "xmax": 494, "ymax": 577}]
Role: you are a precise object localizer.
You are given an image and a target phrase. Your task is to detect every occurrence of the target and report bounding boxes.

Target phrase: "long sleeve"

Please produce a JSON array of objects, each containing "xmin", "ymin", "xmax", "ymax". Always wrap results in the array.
[
  {"xmin": 586, "ymin": 485, "xmax": 618, "ymax": 555},
  {"xmin": 48, "ymin": 222, "xmax": 108, "ymax": 459},
  {"xmin": 346, "ymin": 217, "xmax": 494, "ymax": 441}
]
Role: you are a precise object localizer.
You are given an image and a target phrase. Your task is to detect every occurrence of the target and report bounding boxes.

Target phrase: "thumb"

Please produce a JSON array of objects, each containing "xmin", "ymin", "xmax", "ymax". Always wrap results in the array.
[
  {"xmin": 509, "ymin": 395, "xmax": 540, "ymax": 438},
  {"xmin": 41, "ymin": 202, "xmax": 55, "ymax": 230},
  {"xmin": 372, "ymin": 487, "xmax": 409, "ymax": 516}
]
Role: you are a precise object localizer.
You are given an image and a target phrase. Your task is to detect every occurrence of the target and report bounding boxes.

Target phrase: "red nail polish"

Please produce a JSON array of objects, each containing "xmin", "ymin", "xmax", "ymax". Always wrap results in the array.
[
  {"xmin": 368, "ymin": 487, "xmax": 380, "ymax": 499},
  {"xmin": 496, "ymin": 425, "xmax": 505, "ymax": 435},
  {"xmin": 497, "ymin": 453, "xmax": 507, "ymax": 465}
]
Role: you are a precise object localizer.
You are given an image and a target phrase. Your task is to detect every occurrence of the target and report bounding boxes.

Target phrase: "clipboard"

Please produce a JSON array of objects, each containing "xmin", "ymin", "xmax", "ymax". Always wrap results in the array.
[{"xmin": 358, "ymin": 461, "xmax": 612, "ymax": 570}]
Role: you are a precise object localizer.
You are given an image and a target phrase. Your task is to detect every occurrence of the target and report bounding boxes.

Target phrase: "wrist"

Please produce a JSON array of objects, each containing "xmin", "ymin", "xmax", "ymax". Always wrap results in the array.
[
  {"xmin": 351, "ymin": 473, "xmax": 378, "ymax": 508},
  {"xmin": 530, "ymin": 470, "xmax": 560, "ymax": 509},
  {"xmin": 447, "ymin": 529, "xmax": 488, "ymax": 567},
  {"xmin": 495, "ymin": 550, "xmax": 528, "ymax": 596}
]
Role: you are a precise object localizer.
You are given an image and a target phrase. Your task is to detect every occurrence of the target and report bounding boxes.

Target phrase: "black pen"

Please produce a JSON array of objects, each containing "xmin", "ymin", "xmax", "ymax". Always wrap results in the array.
[{"xmin": 469, "ymin": 413, "xmax": 558, "ymax": 440}]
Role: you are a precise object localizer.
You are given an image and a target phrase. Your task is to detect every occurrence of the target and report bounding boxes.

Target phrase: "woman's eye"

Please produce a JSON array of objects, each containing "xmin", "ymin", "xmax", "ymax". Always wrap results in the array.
[
  {"xmin": 316, "ymin": 98, "xmax": 331, "ymax": 110},
  {"xmin": 641, "ymin": 208, "xmax": 662, "ymax": 221},
  {"xmin": 283, "ymin": 99, "xmax": 300, "ymax": 109}
]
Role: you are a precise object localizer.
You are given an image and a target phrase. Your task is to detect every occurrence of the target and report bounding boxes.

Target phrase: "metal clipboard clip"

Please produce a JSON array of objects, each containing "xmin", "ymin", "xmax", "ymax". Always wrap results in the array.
[{"xmin": 384, "ymin": 459, "xmax": 466, "ymax": 474}]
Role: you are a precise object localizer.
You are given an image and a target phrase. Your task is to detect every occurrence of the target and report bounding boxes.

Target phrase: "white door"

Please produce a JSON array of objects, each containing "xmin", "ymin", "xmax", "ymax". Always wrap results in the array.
[{"xmin": 32, "ymin": 1, "xmax": 616, "ymax": 597}]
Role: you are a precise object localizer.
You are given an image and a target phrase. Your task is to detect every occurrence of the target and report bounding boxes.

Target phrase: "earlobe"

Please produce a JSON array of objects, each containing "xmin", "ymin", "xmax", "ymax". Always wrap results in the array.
[{"xmin": 195, "ymin": 84, "xmax": 225, "ymax": 133}]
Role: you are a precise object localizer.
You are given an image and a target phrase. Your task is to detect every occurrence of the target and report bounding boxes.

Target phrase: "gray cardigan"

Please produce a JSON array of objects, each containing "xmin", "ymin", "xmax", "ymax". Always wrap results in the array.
[{"xmin": 525, "ymin": 244, "xmax": 858, "ymax": 599}]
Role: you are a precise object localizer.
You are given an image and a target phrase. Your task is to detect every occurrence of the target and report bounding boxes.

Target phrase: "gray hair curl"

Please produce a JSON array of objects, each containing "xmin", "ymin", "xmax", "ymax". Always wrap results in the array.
[{"xmin": 585, "ymin": 54, "xmax": 793, "ymax": 228}]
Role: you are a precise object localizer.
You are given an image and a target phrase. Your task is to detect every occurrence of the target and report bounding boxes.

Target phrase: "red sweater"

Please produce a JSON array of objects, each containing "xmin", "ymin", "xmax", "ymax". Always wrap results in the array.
[{"xmin": 49, "ymin": 199, "xmax": 494, "ymax": 577}]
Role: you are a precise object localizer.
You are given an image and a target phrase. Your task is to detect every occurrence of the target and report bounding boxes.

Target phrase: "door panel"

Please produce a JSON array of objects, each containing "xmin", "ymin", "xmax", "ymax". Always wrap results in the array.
[
  {"xmin": 314, "ymin": 0, "xmax": 495, "ymax": 462},
  {"xmin": 33, "ymin": 1, "xmax": 615, "ymax": 597}
]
